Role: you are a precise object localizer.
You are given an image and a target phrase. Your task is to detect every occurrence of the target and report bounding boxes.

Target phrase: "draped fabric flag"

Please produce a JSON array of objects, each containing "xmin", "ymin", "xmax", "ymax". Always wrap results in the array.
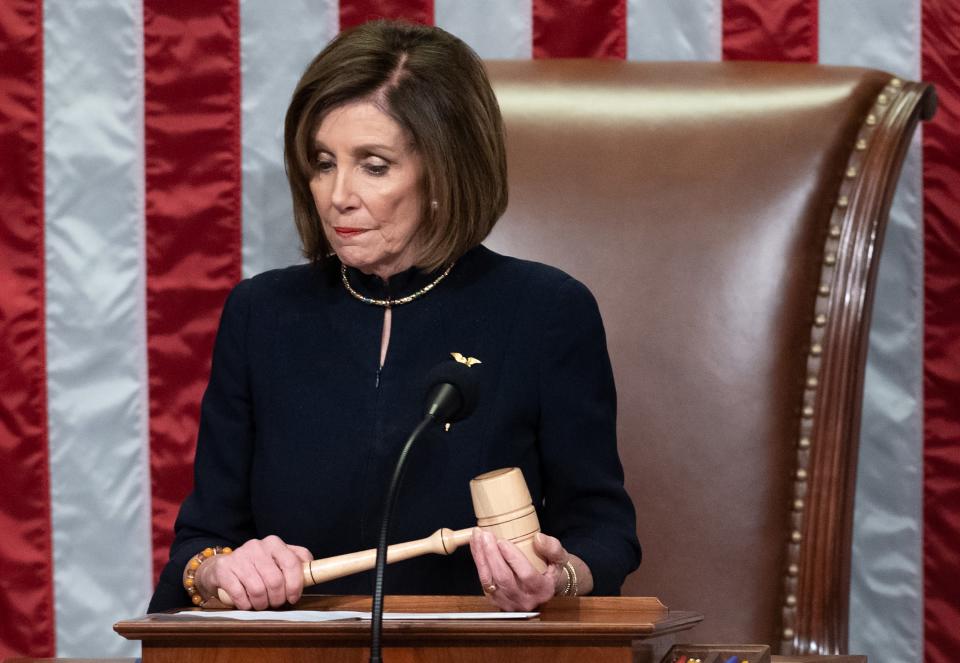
[{"xmin": 0, "ymin": 1, "xmax": 957, "ymax": 660}]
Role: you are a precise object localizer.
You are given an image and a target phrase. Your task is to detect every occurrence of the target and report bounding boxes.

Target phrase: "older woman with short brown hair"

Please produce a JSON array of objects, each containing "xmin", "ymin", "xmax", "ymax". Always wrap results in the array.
[{"xmin": 149, "ymin": 20, "xmax": 640, "ymax": 615}]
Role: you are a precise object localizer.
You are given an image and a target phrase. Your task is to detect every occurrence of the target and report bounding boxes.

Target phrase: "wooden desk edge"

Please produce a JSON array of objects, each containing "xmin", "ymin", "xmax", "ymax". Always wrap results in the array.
[{"xmin": 114, "ymin": 595, "xmax": 700, "ymax": 644}]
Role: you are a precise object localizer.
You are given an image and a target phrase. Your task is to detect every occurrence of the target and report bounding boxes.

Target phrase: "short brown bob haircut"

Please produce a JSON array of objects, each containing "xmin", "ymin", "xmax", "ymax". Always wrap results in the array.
[{"xmin": 284, "ymin": 20, "xmax": 508, "ymax": 271}]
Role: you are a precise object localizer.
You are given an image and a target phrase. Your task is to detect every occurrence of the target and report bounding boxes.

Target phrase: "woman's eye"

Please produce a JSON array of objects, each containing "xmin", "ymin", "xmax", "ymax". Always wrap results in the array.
[
  {"xmin": 314, "ymin": 157, "xmax": 334, "ymax": 173},
  {"xmin": 363, "ymin": 163, "xmax": 389, "ymax": 176}
]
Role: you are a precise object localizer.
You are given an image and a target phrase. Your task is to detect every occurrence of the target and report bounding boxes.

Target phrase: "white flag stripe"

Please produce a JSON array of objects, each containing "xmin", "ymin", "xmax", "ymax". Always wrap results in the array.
[
  {"xmin": 819, "ymin": 0, "xmax": 921, "ymax": 78},
  {"xmin": 240, "ymin": 0, "xmax": 338, "ymax": 278},
  {"xmin": 43, "ymin": 0, "xmax": 150, "ymax": 657},
  {"xmin": 435, "ymin": 0, "xmax": 532, "ymax": 59},
  {"xmin": 627, "ymin": 0, "xmax": 722, "ymax": 61},
  {"xmin": 851, "ymin": 140, "xmax": 925, "ymax": 663},
  {"xmin": 819, "ymin": 2, "xmax": 924, "ymax": 661}
]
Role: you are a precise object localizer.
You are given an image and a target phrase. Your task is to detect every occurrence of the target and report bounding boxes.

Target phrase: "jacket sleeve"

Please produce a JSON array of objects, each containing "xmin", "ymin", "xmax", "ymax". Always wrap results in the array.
[
  {"xmin": 148, "ymin": 279, "xmax": 258, "ymax": 612},
  {"xmin": 537, "ymin": 276, "xmax": 642, "ymax": 595}
]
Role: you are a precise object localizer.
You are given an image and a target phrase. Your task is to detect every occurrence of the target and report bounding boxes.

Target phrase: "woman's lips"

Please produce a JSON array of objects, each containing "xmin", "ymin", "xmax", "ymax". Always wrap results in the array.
[{"xmin": 333, "ymin": 227, "xmax": 367, "ymax": 237}]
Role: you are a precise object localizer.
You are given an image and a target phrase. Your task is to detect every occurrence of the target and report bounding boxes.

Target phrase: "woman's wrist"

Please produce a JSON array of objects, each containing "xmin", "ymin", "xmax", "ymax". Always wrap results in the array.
[
  {"xmin": 555, "ymin": 554, "xmax": 593, "ymax": 597},
  {"xmin": 193, "ymin": 556, "xmax": 217, "ymax": 599},
  {"xmin": 182, "ymin": 546, "xmax": 232, "ymax": 606},
  {"xmin": 557, "ymin": 560, "xmax": 579, "ymax": 596}
]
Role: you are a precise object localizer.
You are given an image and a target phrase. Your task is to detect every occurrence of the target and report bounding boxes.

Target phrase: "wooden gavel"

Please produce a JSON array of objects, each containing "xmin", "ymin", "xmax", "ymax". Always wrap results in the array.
[{"xmin": 216, "ymin": 467, "xmax": 545, "ymax": 607}]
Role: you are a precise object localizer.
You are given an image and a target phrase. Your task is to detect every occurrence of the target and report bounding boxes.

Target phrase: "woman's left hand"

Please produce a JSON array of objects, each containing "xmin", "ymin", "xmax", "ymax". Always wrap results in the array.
[{"xmin": 469, "ymin": 528, "xmax": 580, "ymax": 611}]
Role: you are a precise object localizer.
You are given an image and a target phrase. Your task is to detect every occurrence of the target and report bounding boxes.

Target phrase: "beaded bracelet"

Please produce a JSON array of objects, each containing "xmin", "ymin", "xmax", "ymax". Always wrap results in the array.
[
  {"xmin": 183, "ymin": 546, "xmax": 232, "ymax": 607},
  {"xmin": 559, "ymin": 560, "xmax": 579, "ymax": 597}
]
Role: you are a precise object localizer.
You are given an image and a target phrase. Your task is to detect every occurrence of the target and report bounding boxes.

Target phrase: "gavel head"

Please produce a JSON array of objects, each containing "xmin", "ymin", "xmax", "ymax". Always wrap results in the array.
[{"xmin": 470, "ymin": 467, "xmax": 547, "ymax": 572}]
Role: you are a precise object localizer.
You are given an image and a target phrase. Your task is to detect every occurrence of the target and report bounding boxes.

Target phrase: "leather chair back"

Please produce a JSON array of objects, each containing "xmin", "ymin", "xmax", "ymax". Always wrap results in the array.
[{"xmin": 485, "ymin": 60, "xmax": 934, "ymax": 655}]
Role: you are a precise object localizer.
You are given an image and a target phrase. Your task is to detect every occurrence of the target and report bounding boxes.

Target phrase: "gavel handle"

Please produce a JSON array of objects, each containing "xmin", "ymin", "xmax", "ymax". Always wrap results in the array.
[{"xmin": 216, "ymin": 527, "xmax": 473, "ymax": 607}]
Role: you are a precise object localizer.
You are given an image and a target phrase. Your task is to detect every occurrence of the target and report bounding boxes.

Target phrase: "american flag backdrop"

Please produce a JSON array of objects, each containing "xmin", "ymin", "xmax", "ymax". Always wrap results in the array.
[{"xmin": 0, "ymin": 1, "xmax": 957, "ymax": 661}]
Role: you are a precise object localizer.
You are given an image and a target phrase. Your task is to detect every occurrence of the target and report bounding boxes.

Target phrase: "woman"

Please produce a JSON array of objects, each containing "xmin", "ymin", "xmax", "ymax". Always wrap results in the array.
[{"xmin": 148, "ymin": 20, "xmax": 640, "ymax": 614}]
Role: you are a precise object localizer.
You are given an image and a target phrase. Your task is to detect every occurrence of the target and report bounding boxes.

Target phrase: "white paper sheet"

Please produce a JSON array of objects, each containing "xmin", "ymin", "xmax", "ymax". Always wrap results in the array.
[{"xmin": 162, "ymin": 609, "xmax": 538, "ymax": 622}]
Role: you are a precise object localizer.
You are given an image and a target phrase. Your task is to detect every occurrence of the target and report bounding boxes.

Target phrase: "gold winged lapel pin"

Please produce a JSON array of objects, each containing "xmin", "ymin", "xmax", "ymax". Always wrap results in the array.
[{"xmin": 450, "ymin": 352, "xmax": 482, "ymax": 367}]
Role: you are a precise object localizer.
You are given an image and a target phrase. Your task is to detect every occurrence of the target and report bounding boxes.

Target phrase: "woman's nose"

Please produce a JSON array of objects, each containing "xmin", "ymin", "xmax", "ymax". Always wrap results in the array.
[{"xmin": 331, "ymin": 169, "xmax": 356, "ymax": 211}]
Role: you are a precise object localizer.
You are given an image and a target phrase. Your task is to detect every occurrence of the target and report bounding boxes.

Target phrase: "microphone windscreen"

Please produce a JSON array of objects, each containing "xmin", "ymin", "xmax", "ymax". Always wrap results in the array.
[{"xmin": 423, "ymin": 360, "xmax": 480, "ymax": 423}]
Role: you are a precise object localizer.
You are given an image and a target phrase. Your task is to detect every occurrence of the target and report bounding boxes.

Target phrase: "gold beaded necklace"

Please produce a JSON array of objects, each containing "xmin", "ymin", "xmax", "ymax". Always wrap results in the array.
[{"xmin": 340, "ymin": 262, "xmax": 454, "ymax": 307}]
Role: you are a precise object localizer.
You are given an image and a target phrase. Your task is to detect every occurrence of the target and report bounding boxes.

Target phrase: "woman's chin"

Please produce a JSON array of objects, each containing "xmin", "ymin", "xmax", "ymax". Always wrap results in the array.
[
  {"xmin": 336, "ymin": 247, "xmax": 417, "ymax": 280},
  {"xmin": 335, "ymin": 251, "xmax": 391, "ymax": 279}
]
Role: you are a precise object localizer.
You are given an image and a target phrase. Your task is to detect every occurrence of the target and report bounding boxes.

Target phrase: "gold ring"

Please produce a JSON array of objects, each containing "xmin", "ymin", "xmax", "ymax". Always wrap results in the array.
[{"xmin": 484, "ymin": 583, "xmax": 497, "ymax": 593}]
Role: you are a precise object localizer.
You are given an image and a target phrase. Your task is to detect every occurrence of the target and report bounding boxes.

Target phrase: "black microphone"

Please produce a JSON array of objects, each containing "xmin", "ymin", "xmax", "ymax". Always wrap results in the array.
[
  {"xmin": 423, "ymin": 359, "xmax": 481, "ymax": 423},
  {"xmin": 369, "ymin": 359, "xmax": 481, "ymax": 663}
]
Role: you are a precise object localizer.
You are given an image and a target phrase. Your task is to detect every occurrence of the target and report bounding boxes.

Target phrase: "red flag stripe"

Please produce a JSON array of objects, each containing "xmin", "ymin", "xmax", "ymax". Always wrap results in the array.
[
  {"xmin": 922, "ymin": 3, "xmax": 960, "ymax": 662},
  {"xmin": 339, "ymin": 0, "xmax": 434, "ymax": 30},
  {"xmin": 143, "ymin": 1, "xmax": 243, "ymax": 580},
  {"xmin": 533, "ymin": 0, "xmax": 626, "ymax": 59},
  {"xmin": 722, "ymin": 0, "xmax": 818, "ymax": 62},
  {"xmin": 0, "ymin": 1, "xmax": 54, "ymax": 658}
]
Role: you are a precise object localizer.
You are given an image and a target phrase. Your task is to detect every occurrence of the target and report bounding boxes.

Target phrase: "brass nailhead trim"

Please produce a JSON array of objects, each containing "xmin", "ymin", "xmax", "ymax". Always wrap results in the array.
[
  {"xmin": 780, "ymin": 89, "xmax": 890, "ymax": 643},
  {"xmin": 891, "ymin": 77, "xmax": 903, "ymax": 88}
]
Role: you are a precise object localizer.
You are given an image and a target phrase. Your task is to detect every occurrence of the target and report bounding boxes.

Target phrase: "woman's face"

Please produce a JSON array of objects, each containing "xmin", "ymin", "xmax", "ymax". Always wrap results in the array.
[{"xmin": 309, "ymin": 101, "xmax": 424, "ymax": 280}]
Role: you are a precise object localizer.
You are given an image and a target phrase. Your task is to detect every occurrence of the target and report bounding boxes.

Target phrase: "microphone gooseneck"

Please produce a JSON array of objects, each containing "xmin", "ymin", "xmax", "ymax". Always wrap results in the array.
[{"xmin": 368, "ymin": 359, "xmax": 480, "ymax": 663}]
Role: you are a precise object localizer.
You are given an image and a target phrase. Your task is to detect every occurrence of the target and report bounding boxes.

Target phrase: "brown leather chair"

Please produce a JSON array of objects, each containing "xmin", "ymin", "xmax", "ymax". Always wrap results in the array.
[{"xmin": 484, "ymin": 61, "xmax": 935, "ymax": 656}]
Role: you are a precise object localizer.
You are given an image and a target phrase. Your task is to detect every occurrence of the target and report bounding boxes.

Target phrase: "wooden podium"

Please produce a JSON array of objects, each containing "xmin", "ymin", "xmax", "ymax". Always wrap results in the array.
[{"xmin": 114, "ymin": 595, "xmax": 702, "ymax": 663}]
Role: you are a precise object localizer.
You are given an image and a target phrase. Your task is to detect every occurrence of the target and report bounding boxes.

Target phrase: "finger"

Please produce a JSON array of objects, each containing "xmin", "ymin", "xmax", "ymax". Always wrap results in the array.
[
  {"xmin": 252, "ymin": 553, "xmax": 288, "ymax": 608},
  {"xmin": 208, "ymin": 558, "xmax": 251, "ymax": 611},
  {"xmin": 533, "ymin": 532, "xmax": 568, "ymax": 564},
  {"xmin": 218, "ymin": 572, "xmax": 252, "ymax": 610},
  {"xmin": 260, "ymin": 536, "xmax": 300, "ymax": 607},
  {"xmin": 482, "ymin": 532, "xmax": 519, "ymax": 598},
  {"xmin": 272, "ymin": 545, "xmax": 307, "ymax": 604},
  {"xmin": 480, "ymin": 533, "xmax": 545, "ymax": 612},
  {"xmin": 289, "ymin": 545, "xmax": 314, "ymax": 599},
  {"xmin": 470, "ymin": 531, "xmax": 511, "ymax": 610},
  {"xmin": 497, "ymin": 540, "xmax": 542, "ymax": 585},
  {"xmin": 498, "ymin": 540, "xmax": 552, "ymax": 608},
  {"xmin": 234, "ymin": 543, "xmax": 276, "ymax": 610},
  {"xmin": 469, "ymin": 528, "xmax": 496, "ymax": 592},
  {"xmin": 226, "ymin": 554, "xmax": 267, "ymax": 610}
]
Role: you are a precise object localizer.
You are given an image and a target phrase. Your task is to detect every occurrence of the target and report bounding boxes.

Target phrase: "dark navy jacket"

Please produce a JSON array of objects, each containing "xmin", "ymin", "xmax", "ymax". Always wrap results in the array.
[{"xmin": 149, "ymin": 245, "xmax": 640, "ymax": 612}]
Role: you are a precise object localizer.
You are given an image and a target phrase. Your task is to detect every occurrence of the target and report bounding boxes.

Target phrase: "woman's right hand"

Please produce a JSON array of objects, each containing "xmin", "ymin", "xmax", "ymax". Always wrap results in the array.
[{"xmin": 194, "ymin": 535, "xmax": 313, "ymax": 610}]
